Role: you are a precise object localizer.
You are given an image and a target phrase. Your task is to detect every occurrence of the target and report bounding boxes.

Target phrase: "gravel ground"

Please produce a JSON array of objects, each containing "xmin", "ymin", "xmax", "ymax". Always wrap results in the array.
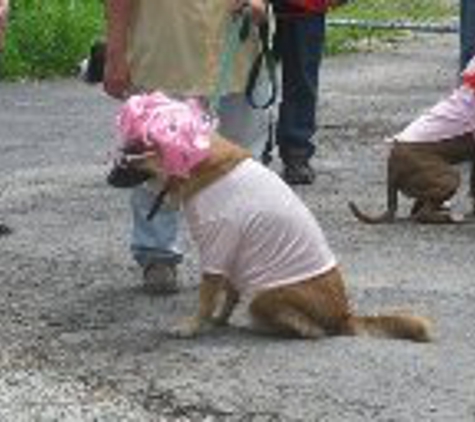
[{"xmin": 1, "ymin": 33, "xmax": 475, "ymax": 421}]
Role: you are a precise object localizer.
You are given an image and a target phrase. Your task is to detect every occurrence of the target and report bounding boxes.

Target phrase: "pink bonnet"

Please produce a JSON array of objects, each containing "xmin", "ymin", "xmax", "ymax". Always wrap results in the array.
[{"xmin": 116, "ymin": 91, "xmax": 216, "ymax": 177}]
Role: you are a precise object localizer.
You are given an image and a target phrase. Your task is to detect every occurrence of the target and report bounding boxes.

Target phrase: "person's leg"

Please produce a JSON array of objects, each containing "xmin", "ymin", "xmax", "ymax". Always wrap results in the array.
[
  {"xmin": 217, "ymin": 92, "xmax": 268, "ymax": 158},
  {"xmin": 275, "ymin": 13, "xmax": 326, "ymax": 184},
  {"xmin": 130, "ymin": 185, "xmax": 182, "ymax": 294},
  {"xmin": 460, "ymin": 0, "xmax": 475, "ymax": 71}
]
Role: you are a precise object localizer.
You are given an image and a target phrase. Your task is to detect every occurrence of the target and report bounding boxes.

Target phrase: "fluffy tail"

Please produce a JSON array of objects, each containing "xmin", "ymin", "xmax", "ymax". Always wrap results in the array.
[
  {"xmin": 349, "ymin": 313, "xmax": 432, "ymax": 342},
  {"xmin": 348, "ymin": 202, "xmax": 396, "ymax": 224}
]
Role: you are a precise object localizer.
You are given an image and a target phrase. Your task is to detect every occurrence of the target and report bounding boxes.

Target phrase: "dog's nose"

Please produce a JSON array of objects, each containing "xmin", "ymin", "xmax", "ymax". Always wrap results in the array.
[{"xmin": 107, "ymin": 161, "xmax": 152, "ymax": 188}]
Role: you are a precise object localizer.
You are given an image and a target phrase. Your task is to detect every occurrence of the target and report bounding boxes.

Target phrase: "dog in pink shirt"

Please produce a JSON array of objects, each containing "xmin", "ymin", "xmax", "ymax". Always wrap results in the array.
[
  {"xmin": 349, "ymin": 58, "xmax": 475, "ymax": 224},
  {"xmin": 108, "ymin": 91, "xmax": 431, "ymax": 341}
]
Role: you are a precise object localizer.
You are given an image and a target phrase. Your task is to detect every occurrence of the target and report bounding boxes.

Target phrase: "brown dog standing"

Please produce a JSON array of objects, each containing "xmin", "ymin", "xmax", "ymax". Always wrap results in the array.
[
  {"xmin": 109, "ymin": 92, "xmax": 432, "ymax": 342},
  {"xmin": 350, "ymin": 61, "xmax": 475, "ymax": 224}
]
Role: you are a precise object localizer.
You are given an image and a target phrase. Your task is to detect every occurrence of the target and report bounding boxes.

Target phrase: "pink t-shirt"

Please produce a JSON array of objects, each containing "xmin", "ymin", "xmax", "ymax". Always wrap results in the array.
[
  {"xmin": 391, "ymin": 55, "xmax": 475, "ymax": 144},
  {"xmin": 184, "ymin": 159, "xmax": 337, "ymax": 294}
]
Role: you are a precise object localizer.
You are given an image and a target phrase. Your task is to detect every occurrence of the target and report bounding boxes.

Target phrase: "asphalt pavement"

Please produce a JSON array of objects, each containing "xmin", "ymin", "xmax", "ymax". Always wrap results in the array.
[{"xmin": 1, "ymin": 33, "xmax": 475, "ymax": 421}]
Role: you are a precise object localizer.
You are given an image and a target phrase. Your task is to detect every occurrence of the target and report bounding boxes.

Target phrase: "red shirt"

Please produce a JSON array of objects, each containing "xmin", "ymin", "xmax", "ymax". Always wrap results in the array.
[
  {"xmin": 273, "ymin": 0, "xmax": 329, "ymax": 14},
  {"xmin": 462, "ymin": 55, "xmax": 475, "ymax": 91}
]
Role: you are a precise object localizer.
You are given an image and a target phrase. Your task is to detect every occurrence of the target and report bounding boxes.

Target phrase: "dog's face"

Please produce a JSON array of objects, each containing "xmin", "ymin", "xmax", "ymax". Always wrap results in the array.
[
  {"xmin": 107, "ymin": 143, "xmax": 173, "ymax": 221},
  {"xmin": 78, "ymin": 40, "xmax": 106, "ymax": 84},
  {"xmin": 107, "ymin": 143, "xmax": 161, "ymax": 189}
]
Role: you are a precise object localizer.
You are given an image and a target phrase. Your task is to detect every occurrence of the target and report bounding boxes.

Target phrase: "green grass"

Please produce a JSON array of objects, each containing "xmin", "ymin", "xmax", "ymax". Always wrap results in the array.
[
  {"xmin": 326, "ymin": 0, "xmax": 457, "ymax": 54},
  {"xmin": 2, "ymin": 0, "xmax": 103, "ymax": 79},
  {"xmin": 333, "ymin": 0, "xmax": 455, "ymax": 22},
  {"xmin": 0, "ymin": 0, "xmax": 457, "ymax": 79}
]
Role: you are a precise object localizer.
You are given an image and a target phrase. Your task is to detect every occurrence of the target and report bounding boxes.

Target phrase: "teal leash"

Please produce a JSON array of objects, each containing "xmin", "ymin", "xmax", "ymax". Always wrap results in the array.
[{"xmin": 208, "ymin": 7, "xmax": 252, "ymax": 115}]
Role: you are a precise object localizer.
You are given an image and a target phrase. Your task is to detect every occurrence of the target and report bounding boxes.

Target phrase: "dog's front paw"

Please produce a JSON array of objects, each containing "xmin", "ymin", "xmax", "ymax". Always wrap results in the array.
[
  {"xmin": 170, "ymin": 317, "xmax": 206, "ymax": 338},
  {"xmin": 450, "ymin": 212, "xmax": 465, "ymax": 223}
]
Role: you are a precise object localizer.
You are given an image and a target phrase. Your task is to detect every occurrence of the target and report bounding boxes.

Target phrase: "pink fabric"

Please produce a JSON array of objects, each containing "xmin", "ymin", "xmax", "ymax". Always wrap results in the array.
[
  {"xmin": 392, "ymin": 57, "xmax": 475, "ymax": 144},
  {"xmin": 185, "ymin": 159, "xmax": 337, "ymax": 294},
  {"xmin": 117, "ymin": 92, "xmax": 216, "ymax": 177},
  {"xmin": 393, "ymin": 85, "xmax": 475, "ymax": 143}
]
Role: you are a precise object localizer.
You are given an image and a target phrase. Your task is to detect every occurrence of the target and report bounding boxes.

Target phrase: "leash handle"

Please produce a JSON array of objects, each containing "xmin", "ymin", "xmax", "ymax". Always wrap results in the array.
[{"xmin": 245, "ymin": 15, "xmax": 278, "ymax": 110}]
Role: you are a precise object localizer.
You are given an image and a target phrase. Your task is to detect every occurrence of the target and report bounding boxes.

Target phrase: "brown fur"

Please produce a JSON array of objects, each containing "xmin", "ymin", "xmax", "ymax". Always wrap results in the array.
[
  {"xmin": 349, "ymin": 134, "xmax": 475, "ymax": 224},
  {"xmin": 176, "ymin": 267, "xmax": 431, "ymax": 342},
  {"xmin": 168, "ymin": 133, "xmax": 251, "ymax": 201},
  {"xmin": 120, "ymin": 134, "xmax": 432, "ymax": 342}
]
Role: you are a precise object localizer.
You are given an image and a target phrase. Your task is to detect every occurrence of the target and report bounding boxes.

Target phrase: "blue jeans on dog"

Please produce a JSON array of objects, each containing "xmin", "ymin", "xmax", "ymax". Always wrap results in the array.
[
  {"xmin": 274, "ymin": 12, "xmax": 326, "ymax": 160},
  {"xmin": 460, "ymin": 0, "xmax": 475, "ymax": 70},
  {"xmin": 130, "ymin": 92, "xmax": 268, "ymax": 269}
]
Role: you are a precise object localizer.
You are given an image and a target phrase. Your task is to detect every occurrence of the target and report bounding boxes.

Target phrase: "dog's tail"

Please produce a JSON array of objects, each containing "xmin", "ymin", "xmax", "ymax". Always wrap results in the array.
[
  {"xmin": 348, "ymin": 202, "xmax": 396, "ymax": 224},
  {"xmin": 348, "ymin": 313, "xmax": 432, "ymax": 342},
  {"xmin": 348, "ymin": 170, "xmax": 399, "ymax": 224}
]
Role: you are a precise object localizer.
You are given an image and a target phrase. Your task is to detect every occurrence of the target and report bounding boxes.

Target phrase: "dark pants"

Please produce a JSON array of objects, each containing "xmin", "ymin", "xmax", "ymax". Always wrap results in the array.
[
  {"xmin": 460, "ymin": 0, "xmax": 475, "ymax": 71},
  {"xmin": 274, "ymin": 12, "xmax": 326, "ymax": 161}
]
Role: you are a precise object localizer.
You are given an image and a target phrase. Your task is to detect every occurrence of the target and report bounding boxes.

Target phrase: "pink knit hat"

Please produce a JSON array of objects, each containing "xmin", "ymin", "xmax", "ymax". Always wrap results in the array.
[{"xmin": 116, "ymin": 91, "xmax": 216, "ymax": 177}]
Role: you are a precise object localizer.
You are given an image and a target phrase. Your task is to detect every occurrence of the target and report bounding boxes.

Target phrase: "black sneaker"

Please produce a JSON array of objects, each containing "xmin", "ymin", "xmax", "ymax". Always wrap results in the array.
[
  {"xmin": 282, "ymin": 161, "xmax": 316, "ymax": 185},
  {"xmin": 280, "ymin": 147, "xmax": 316, "ymax": 185}
]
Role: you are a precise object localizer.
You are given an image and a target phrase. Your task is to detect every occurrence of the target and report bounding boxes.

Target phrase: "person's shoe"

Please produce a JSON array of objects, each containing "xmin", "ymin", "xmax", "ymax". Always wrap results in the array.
[
  {"xmin": 282, "ymin": 161, "xmax": 316, "ymax": 185},
  {"xmin": 142, "ymin": 262, "xmax": 179, "ymax": 295},
  {"xmin": 280, "ymin": 147, "xmax": 316, "ymax": 185},
  {"xmin": 0, "ymin": 223, "xmax": 12, "ymax": 237}
]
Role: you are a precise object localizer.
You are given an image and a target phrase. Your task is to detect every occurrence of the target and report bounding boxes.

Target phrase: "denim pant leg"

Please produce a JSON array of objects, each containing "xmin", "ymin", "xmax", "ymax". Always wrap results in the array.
[
  {"xmin": 460, "ymin": 0, "xmax": 475, "ymax": 71},
  {"xmin": 275, "ymin": 13, "xmax": 326, "ymax": 159},
  {"xmin": 130, "ymin": 93, "xmax": 267, "ymax": 268},
  {"xmin": 130, "ymin": 185, "xmax": 183, "ymax": 268}
]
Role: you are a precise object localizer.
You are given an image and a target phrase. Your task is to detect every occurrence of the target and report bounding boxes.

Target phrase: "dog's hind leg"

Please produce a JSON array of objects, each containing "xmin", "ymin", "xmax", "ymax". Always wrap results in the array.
[
  {"xmin": 250, "ymin": 292, "xmax": 325, "ymax": 339},
  {"xmin": 409, "ymin": 163, "xmax": 462, "ymax": 223},
  {"xmin": 410, "ymin": 199, "xmax": 425, "ymax": 217}
]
